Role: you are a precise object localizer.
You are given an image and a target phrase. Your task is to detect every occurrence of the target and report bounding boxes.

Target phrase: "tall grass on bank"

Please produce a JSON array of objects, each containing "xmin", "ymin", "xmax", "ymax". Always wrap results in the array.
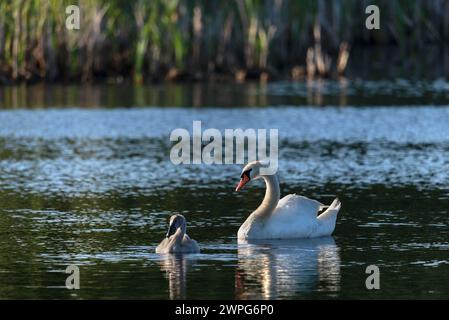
[{"xmin": 1, "ymin": 0, "xmax": 449, "ymax": 83}]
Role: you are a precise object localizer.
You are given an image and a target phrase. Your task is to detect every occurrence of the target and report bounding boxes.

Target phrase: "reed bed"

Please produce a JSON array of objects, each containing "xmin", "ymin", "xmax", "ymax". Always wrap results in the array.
[{"xmin": 0, "ymin": 0, "xmax": 448, "ymax": 83}]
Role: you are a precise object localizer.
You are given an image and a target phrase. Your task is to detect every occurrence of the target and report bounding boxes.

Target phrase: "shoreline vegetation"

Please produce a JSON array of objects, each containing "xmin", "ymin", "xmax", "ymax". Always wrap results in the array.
[{"xmin": 1, "ymin": 0, "xmax": 449, "ymax": 85}]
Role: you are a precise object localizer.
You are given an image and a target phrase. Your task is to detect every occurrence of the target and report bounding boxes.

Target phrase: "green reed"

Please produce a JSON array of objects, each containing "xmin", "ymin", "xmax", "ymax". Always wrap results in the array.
[{"xmin": 0, "ymin": 0, "xmax": 448, "ymax": 83}]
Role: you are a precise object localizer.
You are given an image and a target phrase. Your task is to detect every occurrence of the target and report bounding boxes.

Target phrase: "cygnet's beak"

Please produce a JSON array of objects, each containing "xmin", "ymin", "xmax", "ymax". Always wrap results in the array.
[{"xmin": 236, "ymin": 174, "xmax": 250, "ymax": 191}]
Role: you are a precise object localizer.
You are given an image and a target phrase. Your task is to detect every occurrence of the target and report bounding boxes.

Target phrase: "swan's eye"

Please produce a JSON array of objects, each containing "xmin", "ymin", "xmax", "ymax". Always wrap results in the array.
[{"xmin": 241, "ymin": 169, "xmax": 252, "ymax": 180}]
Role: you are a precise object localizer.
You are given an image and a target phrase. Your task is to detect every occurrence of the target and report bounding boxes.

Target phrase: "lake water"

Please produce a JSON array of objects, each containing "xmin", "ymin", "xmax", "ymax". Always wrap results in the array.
[{"xmin": 0, "ymin": 81, "xmax": 448, "ymax": 299}]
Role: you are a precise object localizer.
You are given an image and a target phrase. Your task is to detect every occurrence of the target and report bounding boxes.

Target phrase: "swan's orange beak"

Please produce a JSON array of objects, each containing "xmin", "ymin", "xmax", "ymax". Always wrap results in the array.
[{"xmin": 236, "ymin": 175, "xmax": 250, "ymax": 191}]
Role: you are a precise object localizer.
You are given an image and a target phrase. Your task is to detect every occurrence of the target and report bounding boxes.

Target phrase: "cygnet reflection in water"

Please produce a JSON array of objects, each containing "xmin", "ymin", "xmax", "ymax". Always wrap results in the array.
[{"xmin": 157, "ymin": 254, "xmax": 198, "ymax": 300}]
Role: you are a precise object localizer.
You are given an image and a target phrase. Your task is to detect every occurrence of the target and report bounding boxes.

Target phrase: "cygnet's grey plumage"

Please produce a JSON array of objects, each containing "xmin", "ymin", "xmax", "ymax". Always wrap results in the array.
[{"xmin": 156, "ymin": 214, "xmax": 200, "ymax": 254}]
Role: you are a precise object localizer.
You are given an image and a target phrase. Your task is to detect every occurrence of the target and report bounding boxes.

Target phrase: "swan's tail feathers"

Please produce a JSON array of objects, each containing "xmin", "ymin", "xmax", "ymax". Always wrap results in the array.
[
  {"xmin": 330, "ymin": 197, "xmax": 341, "ymax": 210},
  {"xmin": 317, "ymin": 198, "xmax": 341, "ymax": 221}
]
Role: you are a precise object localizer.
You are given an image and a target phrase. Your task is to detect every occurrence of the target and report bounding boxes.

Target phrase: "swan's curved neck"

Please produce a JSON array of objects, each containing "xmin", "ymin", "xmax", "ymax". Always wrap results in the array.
[
  {"xmin": 251, "ymin": 174, "xmax": 280, "ymax": 221},
  {"xmin": 171, "ymin": 227, "xmax": 185, "ymax": 245}
]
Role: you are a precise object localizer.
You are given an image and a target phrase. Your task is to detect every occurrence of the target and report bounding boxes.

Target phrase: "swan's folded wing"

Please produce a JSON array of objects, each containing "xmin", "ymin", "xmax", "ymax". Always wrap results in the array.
[
  {"xmin": 265, "ymin": 194, "xmax": 321, "ymax": 238},
  {"xmin": 182, "ymin": 234, "xmax": 200, "ymax": 253},
  {"xmin": 274, "ymin": 194, "xmax": 322, "ymax": 219},
  {"xmin": 317, "ymin": 198, "xmax": 341, "ymax": 221}
]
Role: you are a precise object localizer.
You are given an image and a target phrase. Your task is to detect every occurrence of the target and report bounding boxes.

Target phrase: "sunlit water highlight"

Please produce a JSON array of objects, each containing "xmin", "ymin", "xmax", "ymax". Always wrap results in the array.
[{"xmin": 1, "ymin": 88, "xmax": 448, "ymax": 299}]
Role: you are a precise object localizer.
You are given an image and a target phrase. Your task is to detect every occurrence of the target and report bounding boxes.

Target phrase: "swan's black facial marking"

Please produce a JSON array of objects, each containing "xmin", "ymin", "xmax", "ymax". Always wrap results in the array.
[
  {"xmin": 241, "ymin": 169, "xmax": 252, "ymax": 180},
  {"xmin": 236, "ymin": 168, "xmax": 253, "ymax": 191}
]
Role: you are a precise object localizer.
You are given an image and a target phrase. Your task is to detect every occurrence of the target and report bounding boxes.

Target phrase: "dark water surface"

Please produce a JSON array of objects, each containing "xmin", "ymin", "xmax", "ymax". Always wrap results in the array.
[{"xmin": 0, "ymin": 82, "xmax": 448, "ymax": 299}]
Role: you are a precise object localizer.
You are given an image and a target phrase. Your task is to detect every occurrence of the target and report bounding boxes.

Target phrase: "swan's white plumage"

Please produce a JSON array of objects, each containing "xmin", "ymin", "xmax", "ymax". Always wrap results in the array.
[
  {"xmin": 237, "ymin": 161, "xmax": 341, "ymax": 240},
  {"xmin": 239, "ymin": 193, "xmax": 340, "ymax": 239}
]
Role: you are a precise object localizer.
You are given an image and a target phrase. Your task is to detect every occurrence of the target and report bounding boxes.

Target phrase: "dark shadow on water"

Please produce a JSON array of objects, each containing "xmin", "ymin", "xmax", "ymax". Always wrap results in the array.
[
  {"xmin": 236, "ymin": 237, "xmax": 340, "ymax": 299},
  {"xmin": 4, "ymin": 77, "xmax": 449, "ymax": 109}
]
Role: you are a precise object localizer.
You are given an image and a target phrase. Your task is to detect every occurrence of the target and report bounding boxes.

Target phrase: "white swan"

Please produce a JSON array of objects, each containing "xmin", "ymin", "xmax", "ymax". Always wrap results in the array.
[
  {"xmin": 236, "ymin": 161, "xmax": 341, "ymax": 239},
  {"xmin": 156, "ymin": 214, "xmax": 200, "ymax": 254}
]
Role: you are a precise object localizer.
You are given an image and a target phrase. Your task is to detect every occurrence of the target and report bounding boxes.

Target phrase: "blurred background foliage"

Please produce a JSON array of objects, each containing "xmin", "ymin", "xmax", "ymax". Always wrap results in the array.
[{"xmin": 1, "ymin": 0, "xmax": 449, "ymax": 83}]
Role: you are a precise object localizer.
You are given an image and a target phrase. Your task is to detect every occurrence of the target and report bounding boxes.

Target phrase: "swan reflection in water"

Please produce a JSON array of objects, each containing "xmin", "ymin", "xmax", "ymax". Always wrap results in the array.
[
  {"xmin": 157, "ymin": 254, "xmax": 197, "ymax": 300},
  {"xmin": 236, "ymin": 236, "xmax": 341, "ymax": 299}
]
